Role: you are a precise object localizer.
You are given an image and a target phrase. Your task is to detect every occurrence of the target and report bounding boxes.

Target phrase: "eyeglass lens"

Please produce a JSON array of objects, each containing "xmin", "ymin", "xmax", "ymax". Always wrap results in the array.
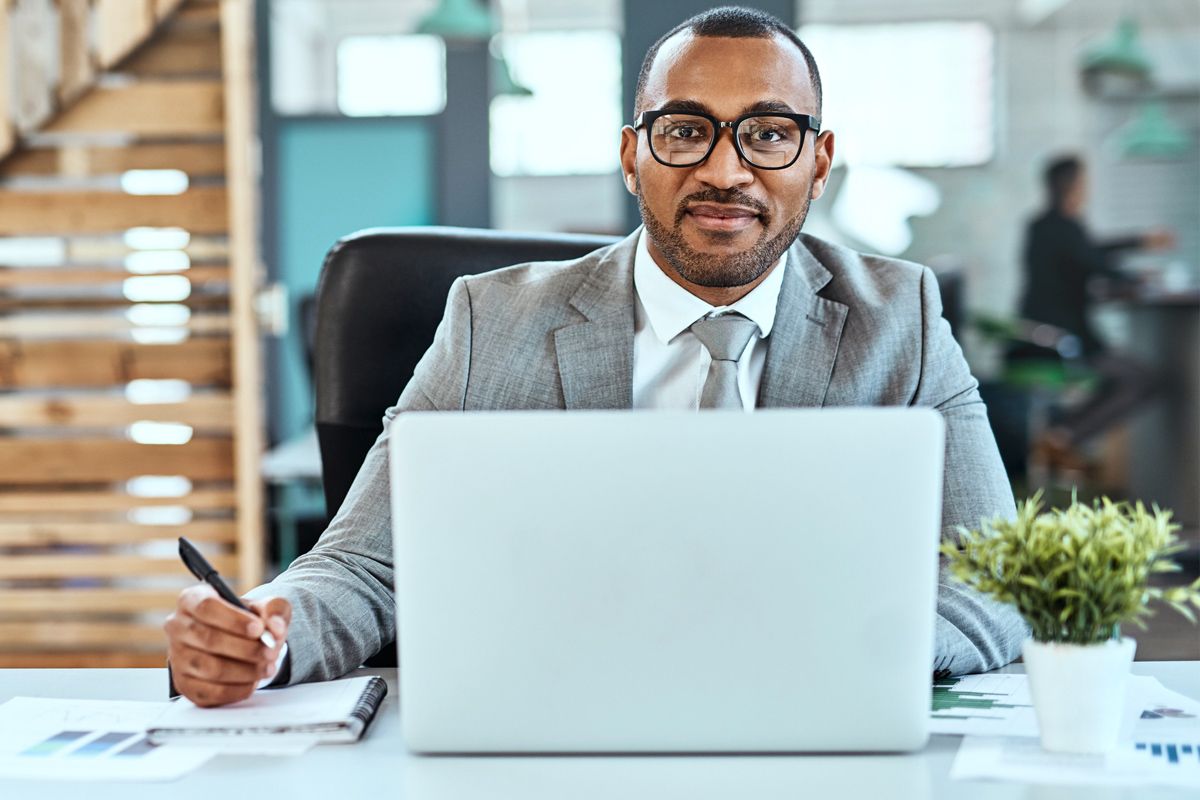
[{"xmin": 648, "ymin": 114, "xmax": 805, "ymax": 168}]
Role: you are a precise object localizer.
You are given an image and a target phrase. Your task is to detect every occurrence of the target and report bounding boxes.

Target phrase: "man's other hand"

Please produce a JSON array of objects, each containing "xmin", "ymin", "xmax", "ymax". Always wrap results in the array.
[
  {"xmin": 164, "ymin": 585, "xmax": 291, "ymax": 707},
  {"xmin": 1143, "ymin": 228, "xmax": 1176, "ymax": 251}
]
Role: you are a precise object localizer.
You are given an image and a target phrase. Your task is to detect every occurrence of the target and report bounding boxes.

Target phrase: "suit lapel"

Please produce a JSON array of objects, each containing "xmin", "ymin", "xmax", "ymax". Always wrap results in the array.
[
  {"xmin": 553, "ymin": 232, "xmax": 637, "ymax": 409},
  {"xmin": 550, "ymin": 231, "xmax": 848, "ymax": 410},
  {"xmin": 759, "ymin": 239, "xmax": 848, "ymax": 408}
]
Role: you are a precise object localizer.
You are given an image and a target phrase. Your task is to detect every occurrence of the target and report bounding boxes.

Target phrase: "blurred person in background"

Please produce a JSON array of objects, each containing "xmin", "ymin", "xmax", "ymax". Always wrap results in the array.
[{"xmin": 1018, "ymin": 154, "xmax": 1175, "ymax": 467}]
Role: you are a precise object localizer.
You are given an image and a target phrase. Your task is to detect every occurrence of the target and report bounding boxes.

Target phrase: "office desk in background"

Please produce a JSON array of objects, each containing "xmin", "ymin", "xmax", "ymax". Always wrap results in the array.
[
  {"xmin": 1116, "ymin": 288, "xmax": 1200, "ymax": 528},
  {"xmin": 1, "ymin": 664, "xmax": 1197, "ymax": 799}
]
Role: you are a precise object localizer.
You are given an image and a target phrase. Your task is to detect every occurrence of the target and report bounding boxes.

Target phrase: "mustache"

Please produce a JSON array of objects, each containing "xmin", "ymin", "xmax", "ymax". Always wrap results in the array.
[{"xmin": 674, "ymin": 189, "xmax": 770, "ymax": 226}]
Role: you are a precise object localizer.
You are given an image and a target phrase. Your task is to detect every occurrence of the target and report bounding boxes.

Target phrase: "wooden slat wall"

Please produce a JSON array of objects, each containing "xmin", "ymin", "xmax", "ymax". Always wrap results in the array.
[
  {"xmin": 0, "ymin": 0, "xmax": 264, "ymax": 668},
  {"xmin": 0, "ymin": 186, "xmax": 230, "ymax": 235},
  {"xmin": 94, "ymin": 0, "xmax": 159, "ymax": 69},
  {"xmin": 220, "ymin": 0, "xmax": 267, "ymax": 588},
  {"xmin": 0, "ymin": 340, "xmax": 233, "ymax": 388},
  {"xmin": 0, "ymin": 393, "xmax": 235, "ymax": 429},
  {"xmin": 0, "ymin": 264, "xmax": 230, "ymax": 289},
  {"xmin": 0, "ymin": 6, "xmax": 12, "ymax": 157},
  {"xmin": 45, "ymin": 82, "xmax": 226, "ymax": 137},
  {"xmin": 59, "ymin": 0, "xmax": 96, "ymax": 106},
  {"xmin": 0, "ymin": 142, "xmax": 228, "ymax": 178}
]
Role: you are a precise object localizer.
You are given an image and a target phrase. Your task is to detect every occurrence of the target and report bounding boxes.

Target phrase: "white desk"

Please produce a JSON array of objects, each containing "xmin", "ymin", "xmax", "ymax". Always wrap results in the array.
[{"xmin": 1, "ymin": 663, "xmax": 1197, "ymax": 799}]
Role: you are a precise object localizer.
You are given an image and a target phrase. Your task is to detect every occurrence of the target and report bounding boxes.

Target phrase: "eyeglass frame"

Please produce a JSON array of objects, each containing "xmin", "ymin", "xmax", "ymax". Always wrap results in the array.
[{"xmin": 632, "ymin": 108, "xmax": 821, "ymax": 171}]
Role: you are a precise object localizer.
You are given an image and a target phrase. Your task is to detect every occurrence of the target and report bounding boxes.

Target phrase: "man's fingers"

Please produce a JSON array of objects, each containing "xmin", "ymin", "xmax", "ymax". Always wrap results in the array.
[
  {"xmin": 172, "ymin": 614, "xmax": 279, "ymax": 666},
  {"xmin": 177, "ymin": 676, "xmax": 257, "ymax": 709},
  {"xmin": 170, "ymin": 644, "xmax": 271, "ymax": 686},
  {"xmin": 247, "ymin": 597, "xmax": 292, "ymax": 641},
  {"xmin": 179, "ymin": 584, "xmax": 262, "ymax": 637}
]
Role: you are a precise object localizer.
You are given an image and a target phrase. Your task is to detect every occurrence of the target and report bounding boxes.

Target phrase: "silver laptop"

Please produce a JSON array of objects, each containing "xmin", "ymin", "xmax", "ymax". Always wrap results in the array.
[{"xmin": 390, "ymin": 409, "xmax": 944, "ymax": 754}]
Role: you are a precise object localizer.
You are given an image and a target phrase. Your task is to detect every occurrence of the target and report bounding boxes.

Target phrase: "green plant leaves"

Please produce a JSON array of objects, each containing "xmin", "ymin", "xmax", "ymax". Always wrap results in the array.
[{"xmin": 940, "ymin": 491, "xmax": 1200, "ymax": 645}]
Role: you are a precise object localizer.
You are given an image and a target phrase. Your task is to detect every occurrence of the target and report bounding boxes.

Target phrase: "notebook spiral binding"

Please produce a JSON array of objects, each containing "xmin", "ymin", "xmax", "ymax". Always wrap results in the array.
[{"xmin": 353, "ymin": 676, "xmax": 389, "ymax": 728}]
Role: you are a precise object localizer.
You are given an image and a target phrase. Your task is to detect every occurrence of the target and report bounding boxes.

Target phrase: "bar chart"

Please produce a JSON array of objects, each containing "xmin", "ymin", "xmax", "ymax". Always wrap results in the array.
[{"xmin": 1134, "ymin": 741, "xmax": 1200, "ymax": 765}]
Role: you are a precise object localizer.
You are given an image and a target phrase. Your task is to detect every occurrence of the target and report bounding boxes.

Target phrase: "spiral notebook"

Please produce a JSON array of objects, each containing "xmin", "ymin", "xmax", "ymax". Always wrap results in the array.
[{"xmin": 147, "ymin": 675, "xmax": 387, "ymax": 745}]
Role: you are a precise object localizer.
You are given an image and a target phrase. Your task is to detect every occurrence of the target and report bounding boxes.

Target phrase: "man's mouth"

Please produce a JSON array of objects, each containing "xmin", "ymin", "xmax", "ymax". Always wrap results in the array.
[{"xmin": 684, "ymin": 203, "xmax": 761, "ymax": 232}]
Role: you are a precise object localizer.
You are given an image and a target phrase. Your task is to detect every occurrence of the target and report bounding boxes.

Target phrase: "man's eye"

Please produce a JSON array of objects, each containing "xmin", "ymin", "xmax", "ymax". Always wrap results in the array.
[
  {"xmin": 666, "ymin": 125, "xmax": 704, "ymax": 139},
  {"xmin": 749, "ymin": 127, "xmax": 786, "ymax": 143}
]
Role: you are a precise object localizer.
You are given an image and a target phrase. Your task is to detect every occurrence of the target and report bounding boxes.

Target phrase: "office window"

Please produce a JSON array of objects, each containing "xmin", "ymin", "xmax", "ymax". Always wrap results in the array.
[
  {"xmin": 490, "ymin": 31, "xmax": 622, "ymax": 176},
  {"xmin": 336, "ymin": 35, "xmax": 447, "ymax": 117},
  {"xmin": 798, "ymin": 22, "xmax": 995, "ymax": 167}
]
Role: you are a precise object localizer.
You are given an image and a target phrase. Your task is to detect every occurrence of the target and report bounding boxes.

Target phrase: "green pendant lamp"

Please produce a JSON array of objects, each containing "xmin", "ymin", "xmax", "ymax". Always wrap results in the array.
[
  {"xmin": 1119, "ymin": 100, "xmax": 1191, "ymax": 159},
  {"xmin": 416, "ymin": 0, "xmax": 495, "ymax": 41},
  {"xmin": 1080, "ymin": 18, "xmax": 1152, "ymax": 93}
]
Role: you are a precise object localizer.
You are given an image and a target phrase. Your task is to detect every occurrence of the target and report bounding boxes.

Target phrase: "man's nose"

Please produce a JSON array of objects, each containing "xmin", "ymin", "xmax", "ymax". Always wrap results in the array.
[{"xmin": 691, "ymin": 129, "xmax": 754, "ymax": 189}]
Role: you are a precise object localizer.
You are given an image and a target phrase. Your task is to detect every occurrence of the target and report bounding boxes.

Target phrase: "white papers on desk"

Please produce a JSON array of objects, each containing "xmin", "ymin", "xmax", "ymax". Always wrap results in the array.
[
  {"xmin": 0, "ymin": 697, "xmax": 216, "ymax": 782},
  {"xmin": 930, "ymin": 673, "xmax": 1039, "ymax": 737},
  {"xmin": 931, "ymin": 673, "xmax": 1158, "ymax": 738},
  {"xmin": 951, "ymin": 678, "xmax": 1200, "ymax": 789}
]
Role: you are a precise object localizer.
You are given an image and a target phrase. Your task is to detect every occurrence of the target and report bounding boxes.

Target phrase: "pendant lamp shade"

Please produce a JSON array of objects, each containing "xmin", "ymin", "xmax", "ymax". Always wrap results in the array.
[
  {"xmin": 1081, "ymin": 18, "xmax": 1152, "ymax": 93},
  {"xmin": 417, "ymin": 0, "xmax": 495, "ymax": 41},
  {"xmin": 1119, "ymin": 100, "xmax": 1192, "ymax": 159}
]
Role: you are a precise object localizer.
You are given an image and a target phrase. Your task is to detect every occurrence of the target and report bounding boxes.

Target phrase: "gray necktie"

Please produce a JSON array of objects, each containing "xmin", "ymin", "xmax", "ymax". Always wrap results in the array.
[{"xmin": 690, "ymin": 313, "xmax": 759, "ymax": 409}]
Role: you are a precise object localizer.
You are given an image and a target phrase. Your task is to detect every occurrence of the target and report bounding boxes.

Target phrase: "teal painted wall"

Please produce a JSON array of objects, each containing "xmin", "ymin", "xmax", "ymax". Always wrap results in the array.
[{"xmin": 276, "ymin": 119, "xmax": 435, "ymax": 441}]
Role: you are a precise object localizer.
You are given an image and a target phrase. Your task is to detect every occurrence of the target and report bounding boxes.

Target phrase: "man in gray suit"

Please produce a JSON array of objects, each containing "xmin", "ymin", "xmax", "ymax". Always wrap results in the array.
[{"xmin": 165, "ymin": 6, "xmax": 1027, "ymax": 707}]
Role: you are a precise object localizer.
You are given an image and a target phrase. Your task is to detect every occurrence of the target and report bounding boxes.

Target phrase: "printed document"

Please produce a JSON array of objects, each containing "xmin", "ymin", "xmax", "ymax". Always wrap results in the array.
[
  {"xmin": 0, "ymin": 697, "xmax": 215, "ymax": 782},
  {"xmin": 951, "ymin": 678, "xmax": 1200, "ymax": 789}
]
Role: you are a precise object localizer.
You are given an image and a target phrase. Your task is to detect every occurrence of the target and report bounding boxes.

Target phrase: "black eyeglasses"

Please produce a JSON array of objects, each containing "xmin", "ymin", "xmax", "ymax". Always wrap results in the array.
[{"xmin": 633, "ymin": 109, "xmax": 820, "ymax": 170}]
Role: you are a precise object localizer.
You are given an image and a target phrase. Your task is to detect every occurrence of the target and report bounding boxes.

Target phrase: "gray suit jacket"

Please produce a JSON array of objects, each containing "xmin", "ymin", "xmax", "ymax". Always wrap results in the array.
[{"xmin": 247, "ymin": 229, "xmax": 1029, "ymax": 683}]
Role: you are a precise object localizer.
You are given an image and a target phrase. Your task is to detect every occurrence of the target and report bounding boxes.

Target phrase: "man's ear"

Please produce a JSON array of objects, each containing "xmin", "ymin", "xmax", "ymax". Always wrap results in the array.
[
  {"xmin": 619, "ymin": 125, "xmax": 639, "ymax": 196},
  {"xmin": 810, "ymin": 130, "xmax": 835, "ymax": 200}
]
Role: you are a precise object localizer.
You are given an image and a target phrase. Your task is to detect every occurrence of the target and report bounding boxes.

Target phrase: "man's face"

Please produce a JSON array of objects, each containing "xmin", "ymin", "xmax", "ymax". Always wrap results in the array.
[
  {"xmin": 1064, "ymin": 170, "xmax": 1087, "ymax": 217},
  {"xmin": 619, "ymin": 33, "xmax": 834, "ymax": 290}
]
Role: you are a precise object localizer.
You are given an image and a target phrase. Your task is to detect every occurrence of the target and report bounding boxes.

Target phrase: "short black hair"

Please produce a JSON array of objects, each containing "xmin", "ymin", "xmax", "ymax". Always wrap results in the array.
[
  {"xmin": 1044, "ymin": 155, "xmax": 1083, "ymax": 209},
  {"xmin": 633, "ymin": 6, "xmax": 823, "ymax": 119}
]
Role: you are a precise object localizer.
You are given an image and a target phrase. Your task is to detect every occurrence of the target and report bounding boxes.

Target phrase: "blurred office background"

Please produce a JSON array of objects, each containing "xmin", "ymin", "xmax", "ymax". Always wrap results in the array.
[{"xmin": 0, "ymin": 0, "xmax": 1196, "ymax": 666}]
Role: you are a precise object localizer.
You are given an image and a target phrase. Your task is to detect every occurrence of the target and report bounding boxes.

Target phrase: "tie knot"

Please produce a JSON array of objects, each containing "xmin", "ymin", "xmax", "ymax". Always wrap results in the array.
[{"xmin": 690, "ymin": 313, "xmax": 759, "ymax": 362}]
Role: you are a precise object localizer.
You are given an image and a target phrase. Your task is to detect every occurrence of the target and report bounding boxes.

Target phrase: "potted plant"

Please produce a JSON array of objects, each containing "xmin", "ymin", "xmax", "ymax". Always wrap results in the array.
[{"xmin": 942, "ymin": 492, "xmax": 1200, "ymax": 754}]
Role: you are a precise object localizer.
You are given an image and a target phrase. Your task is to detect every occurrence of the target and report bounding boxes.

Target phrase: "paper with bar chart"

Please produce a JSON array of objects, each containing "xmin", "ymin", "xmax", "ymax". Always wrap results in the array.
[
  {"xmin": 0, "ymin": 697, "xmax": 215, "ymax": 781},
  {"xmin": 932, "ymin": 673, "xmax": 1159, "ymax": 738},
  {"xmin": 952, "ymin": 678, "xmax": 1200, "ymax": 788},
  {"xmin": 1113, "ymin": 679, "xmax": 1200, "ymax": 784},
  {"xmin": 930, "ymin": 673, "xmax": 1040, "ymax": 736}
]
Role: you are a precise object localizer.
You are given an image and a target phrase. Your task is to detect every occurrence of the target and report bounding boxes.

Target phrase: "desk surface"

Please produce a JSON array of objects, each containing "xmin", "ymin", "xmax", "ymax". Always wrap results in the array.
[{"xmin": 1, "ymin": 662, "xmax": 1197, "ymax": 799}]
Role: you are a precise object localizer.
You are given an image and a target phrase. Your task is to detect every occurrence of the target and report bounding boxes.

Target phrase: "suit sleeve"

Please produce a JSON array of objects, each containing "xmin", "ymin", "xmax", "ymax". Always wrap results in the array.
[
  {"xmin": 1066, "ymin": 219, "xmax": 1138, "ymax": 285},
  {"xmin": 912, "ymin": 267, "xmax": 1030, "ymax": 676},
  {"xmin": 242, "ymin": 277, "xmax": 473, "ymax": 684}
]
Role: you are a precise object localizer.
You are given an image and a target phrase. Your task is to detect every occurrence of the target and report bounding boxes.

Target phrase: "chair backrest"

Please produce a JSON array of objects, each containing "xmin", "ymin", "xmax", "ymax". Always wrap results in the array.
[{"xmin": 314, "ymin": 226, "xmax": 620, "ymax": 518}]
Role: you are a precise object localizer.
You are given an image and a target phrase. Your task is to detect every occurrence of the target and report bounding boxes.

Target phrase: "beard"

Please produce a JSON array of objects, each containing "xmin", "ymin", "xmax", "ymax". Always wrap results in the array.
[{"xmin": 636, "ymin": 178, "xmax": 811, "ymax": 288}]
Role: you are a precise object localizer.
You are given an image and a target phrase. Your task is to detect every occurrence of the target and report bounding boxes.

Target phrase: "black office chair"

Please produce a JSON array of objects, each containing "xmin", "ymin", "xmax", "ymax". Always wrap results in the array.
[{"xmin": 313, "ymin": 226, "xmax": 619, "ymax": 666}]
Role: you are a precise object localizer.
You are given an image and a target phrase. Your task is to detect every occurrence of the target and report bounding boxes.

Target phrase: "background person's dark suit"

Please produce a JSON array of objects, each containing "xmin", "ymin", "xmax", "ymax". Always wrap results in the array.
[{"xmin": 1017, "ymin": 208, "xmax": 1157, "ymax": 447}]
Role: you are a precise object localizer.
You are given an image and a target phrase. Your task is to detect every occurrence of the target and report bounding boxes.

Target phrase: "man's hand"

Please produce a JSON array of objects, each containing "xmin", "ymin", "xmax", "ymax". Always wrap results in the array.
[
  {"xmin": 1143, "ymin": 228, "xmax": 1176, "ymax": 251},
  {"xmin": 164, "ymin": 585, "xmax": 291, "ymax": 707}
]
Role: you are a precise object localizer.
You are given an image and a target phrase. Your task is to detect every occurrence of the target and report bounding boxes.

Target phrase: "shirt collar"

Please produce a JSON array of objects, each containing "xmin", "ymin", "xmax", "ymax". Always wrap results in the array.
[{"xmin": 632, "ymin": 228, "xmax": 787, "ymax": 345}]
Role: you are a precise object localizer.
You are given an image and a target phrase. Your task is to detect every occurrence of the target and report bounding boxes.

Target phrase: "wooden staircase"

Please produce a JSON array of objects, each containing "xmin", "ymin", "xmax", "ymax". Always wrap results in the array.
[{"xmin": 0, "ymin": 0, "xmax": 265, "ymax": 667}]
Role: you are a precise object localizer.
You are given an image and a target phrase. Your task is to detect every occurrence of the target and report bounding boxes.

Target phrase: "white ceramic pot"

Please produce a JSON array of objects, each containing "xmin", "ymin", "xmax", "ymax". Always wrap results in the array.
[{"xmin": 1021, "ymin": 636, "xmax": 1137, "ymax": 754}]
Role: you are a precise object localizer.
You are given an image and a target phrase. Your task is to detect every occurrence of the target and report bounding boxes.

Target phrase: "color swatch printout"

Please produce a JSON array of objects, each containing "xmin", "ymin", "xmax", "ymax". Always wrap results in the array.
[{"xmin": 0, "ymin": 697, "xmax": 214, "ymax": 781}]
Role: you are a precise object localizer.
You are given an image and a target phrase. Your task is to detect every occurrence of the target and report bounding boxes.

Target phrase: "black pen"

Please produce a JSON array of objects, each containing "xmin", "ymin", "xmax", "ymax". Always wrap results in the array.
[{"xmin": 178, "ymin": 537, "xmax": 277, "ymax": 649}]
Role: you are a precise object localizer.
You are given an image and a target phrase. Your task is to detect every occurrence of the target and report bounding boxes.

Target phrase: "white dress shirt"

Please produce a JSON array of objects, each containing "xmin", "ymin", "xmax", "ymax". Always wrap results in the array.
[
  {"xmin": 259, "ymin": 642, "xmax": 288, "ymax": 688},
  {"xmin": 632, "ymin": 229, "xmax": 787, "ymax": 411}
]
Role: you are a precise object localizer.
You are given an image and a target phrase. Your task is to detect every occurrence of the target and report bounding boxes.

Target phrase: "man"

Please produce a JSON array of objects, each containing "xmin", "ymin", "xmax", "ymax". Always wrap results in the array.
[
  {"xmin": 1018, "ymin": 155, "xmax": 1173, "ymax": 463},
  {"xmin": 165, "ymin": 7, "xmax": 1027, "ymax": 708}
]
